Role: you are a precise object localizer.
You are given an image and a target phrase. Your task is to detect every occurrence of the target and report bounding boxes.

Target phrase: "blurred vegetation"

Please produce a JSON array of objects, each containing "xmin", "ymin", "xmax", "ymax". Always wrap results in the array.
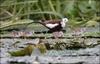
[
  {"xmin": 8, "ymin": 44, "xmax": 34, "ymax": 56},
  {"xmin": 37, "ymin": 43, "xmax": 47, "ymax": 54},
  {"xmin": 0, "ymin": 0, "xmax": 100, "ymax": 31},
  {"xmin": 8, "ymin": 42, "xmax": 47, "ymax": 57}
]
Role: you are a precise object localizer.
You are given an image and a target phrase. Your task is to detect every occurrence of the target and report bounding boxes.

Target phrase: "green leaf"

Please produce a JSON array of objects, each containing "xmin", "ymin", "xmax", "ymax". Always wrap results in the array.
[{"xmin": 8, "ymin": 45, "xmax": 34, "ymax": 56}]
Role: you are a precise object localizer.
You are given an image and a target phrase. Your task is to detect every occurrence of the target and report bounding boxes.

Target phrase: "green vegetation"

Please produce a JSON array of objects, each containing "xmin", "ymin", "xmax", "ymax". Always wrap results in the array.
[
  {"xmin": 8, "ymin": 45, "xmax": 34, "ymax": 56},
  {"xmin": 37, "ymin": 43, "xmax": 47, "ymax": 54},
  {"xmin": 0, "ymin": 0, "xmax": 100, "ymax": 52},
  {"xmin": 8, "ymin": 43, "xmax": 47, "ymax": 56},
  {"xmin": 0, "ymin": 0, "xmax": 100, "ymax": 31},
  {"xmin": 84, "ymin": 32, "xmax": 100, "ymax": 37}
]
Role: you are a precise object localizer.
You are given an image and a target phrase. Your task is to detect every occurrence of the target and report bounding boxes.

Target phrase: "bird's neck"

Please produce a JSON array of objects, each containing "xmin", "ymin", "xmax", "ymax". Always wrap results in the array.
[{"xmin": 61, "ymin": 21, "xmax": 66, "ymax": 27}]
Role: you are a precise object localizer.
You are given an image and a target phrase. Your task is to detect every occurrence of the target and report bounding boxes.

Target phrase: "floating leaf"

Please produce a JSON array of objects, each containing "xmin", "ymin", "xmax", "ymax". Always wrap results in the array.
[{"xmin": 8, "ymin": 45, "xmax": 34, "ymax": 56}]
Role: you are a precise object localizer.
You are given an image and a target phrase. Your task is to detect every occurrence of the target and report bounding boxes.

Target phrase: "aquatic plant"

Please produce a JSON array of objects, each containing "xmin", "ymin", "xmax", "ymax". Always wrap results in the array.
[
  {"xmin": 67, "ymin": 39, "xmax": 86, "ymax": 50},
  {"xmin": 53, "ymin": 41, "xmax": 66, "ymax": 50},
  {"xmin": 8, "ymin": 45, "xmax": 34, "ymax": 56},
  {"xmin": 37, "ymin": 43, "xmax": 47, "ymax": 54}
]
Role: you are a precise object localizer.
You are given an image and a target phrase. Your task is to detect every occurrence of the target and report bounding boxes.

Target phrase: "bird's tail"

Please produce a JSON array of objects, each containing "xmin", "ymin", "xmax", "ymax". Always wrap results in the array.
[
  {"xmin": 34, "ymin": 20, "xmax": 46, "ymax": 25},
  {"xmin": 28, "ymin": 20, "xmax": 51, "ymax": 29},
  {"xmin": 32, "ymin": 20, "xmax": 44, "ymax": 24},
  {"xmin": 25, "ymin": 20, "xmax": 42, "ymax": 26}
]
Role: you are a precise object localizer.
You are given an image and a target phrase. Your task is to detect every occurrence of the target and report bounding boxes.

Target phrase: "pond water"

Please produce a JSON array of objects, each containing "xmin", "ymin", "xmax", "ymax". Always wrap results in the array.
[{"xmin": 0, "ymin": 39, "xmax": 100, "ymax": 64}]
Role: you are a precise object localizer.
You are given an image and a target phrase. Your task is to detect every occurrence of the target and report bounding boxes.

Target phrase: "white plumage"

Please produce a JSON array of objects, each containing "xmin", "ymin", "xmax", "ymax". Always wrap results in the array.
[{"xmin": 46, "ymin": 24, "xmax": 59, "ymax": 28}]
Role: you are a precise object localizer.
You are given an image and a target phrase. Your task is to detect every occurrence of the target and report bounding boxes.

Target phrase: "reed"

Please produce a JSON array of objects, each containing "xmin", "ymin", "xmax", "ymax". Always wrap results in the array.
[{"xmin": 0, "ymin": 0, "xmax": 100, "ymax": 30}]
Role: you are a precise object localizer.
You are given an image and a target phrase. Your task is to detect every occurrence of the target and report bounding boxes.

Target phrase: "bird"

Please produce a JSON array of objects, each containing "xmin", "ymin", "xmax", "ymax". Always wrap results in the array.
[{"xmin": 35, "ymin": 18, "xmax": 68, "ymax": 39}]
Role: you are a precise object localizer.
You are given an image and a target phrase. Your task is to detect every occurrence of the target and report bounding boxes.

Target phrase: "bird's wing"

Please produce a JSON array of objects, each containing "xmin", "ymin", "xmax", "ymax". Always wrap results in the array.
[
  {"xmin": 46, "ymin": 23, "xmax": 59, "ymax": 28},
  {"xmin": 39, "ymin": 19, "xmax": 61, "ymax": 29},
  {"xmin": 44, "ymin": 20, "xmax": 61, "ymax": 24}
]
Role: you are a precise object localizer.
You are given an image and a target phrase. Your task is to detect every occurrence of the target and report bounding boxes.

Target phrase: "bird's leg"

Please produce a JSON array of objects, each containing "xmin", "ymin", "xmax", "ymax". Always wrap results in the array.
[
  {"xmin": 53, "ymin": 33, "xmax": 57, "ymax": 43},
  {"xmin": 53, "ymin": 32, "xmax": 63, "ymax": 43},
  {"xmin": 53, "ymin": 31, "xmax": 63, "ymax": 38},
  {"xmin": 53, "ymin": 32, "xmax": 58, "ymax": 39},
  {"xmin": 59, "ymin": 31, "xmax": 64, "ymax": 37},
  {"xmin": 58, "ymin": 31, "xmax": 64, "ymax": 42}
]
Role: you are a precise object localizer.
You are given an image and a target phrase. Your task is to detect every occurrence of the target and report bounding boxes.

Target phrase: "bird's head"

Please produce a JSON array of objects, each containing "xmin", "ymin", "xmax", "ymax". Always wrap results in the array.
[{"xmin": 62, "ymin": 18, "xmax": 68, "ymax": 23}]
